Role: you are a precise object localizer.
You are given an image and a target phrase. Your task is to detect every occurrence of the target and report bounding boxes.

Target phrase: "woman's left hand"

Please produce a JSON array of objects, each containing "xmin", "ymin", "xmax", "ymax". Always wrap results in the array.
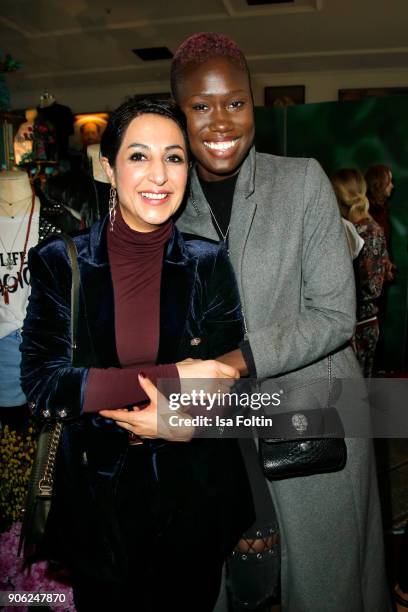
[{"xmin": 99, "ymin": 374, "xmax": 194, "ymax": 442}]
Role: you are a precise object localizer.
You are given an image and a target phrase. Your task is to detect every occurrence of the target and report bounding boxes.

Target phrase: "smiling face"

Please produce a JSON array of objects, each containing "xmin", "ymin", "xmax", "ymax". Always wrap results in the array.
[
  {"xmin": 176, "ymin": 57, "xmax": 255, "ymax": 182},
  {"xmin": 101, "ymin": 113, "xmax": 188, "ymax": 232}
]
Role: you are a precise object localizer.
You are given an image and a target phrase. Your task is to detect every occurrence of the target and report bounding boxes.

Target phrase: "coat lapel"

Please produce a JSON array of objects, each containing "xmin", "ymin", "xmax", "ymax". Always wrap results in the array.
[
  {"xmin": 228, "ymin": 148, "xmax": 257, "ymax": 301},
  {"xmin": 176, "ymin": 171, "xmax": 218, "ymax": 241},
  {"xmin": 177, "ymin": 148, "xmax": 257, "ymax": 306},
  {"xmin": 157, "ymin": 228, "xmax": 198, "ymax": 364},
  {"xmin": 78, "ymin": 217, "xmax": 119, "ymax": 368},
  {"xmin": 78, "ymin": 219, "xmax": 198, "ymax": 367}
]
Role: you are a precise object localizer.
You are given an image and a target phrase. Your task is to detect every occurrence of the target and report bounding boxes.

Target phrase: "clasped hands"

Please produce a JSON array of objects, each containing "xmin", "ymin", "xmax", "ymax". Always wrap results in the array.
[{"xmin": 99, "ymin": 358, "xmax": 239, "ymax": 442}]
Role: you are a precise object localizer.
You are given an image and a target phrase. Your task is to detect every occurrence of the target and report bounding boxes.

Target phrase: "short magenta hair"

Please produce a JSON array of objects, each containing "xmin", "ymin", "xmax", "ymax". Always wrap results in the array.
[{"xmin": 171, "ymin": 32, "xmax": 250, "ymax": 99}]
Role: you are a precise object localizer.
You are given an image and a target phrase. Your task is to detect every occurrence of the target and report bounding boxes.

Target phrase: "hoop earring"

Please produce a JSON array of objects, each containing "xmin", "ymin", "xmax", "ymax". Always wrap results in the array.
[{"xmin": 109, "ymin": 186, "xmax": 117, "ymax": 232}]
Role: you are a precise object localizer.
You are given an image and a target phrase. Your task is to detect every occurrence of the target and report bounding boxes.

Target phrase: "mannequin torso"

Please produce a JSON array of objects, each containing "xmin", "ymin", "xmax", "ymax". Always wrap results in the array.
[
  {"xmin": 0, "ymin": 170, "xmax": 38, "ymax": 217},
  {"xmin": 0, "ymin": 172, "xmax": 40, "ymax": 405},
  {"xmin": 0, "ymin": 171, "xmax": 63, "ymax": 406},
  {"xmin": 0, "ymin": 171, "xmax": 40, "ymax": 315}
]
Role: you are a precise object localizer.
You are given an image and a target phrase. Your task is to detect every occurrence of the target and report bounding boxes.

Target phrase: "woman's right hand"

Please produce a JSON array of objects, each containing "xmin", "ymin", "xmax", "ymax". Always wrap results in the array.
[{"xmin": 176, "ymin": 358, "xmax": 240, "ymax": 380}]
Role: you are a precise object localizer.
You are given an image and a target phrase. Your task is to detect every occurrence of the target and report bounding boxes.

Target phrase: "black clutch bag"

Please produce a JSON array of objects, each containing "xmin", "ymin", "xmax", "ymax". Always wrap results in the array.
[
  {"xmin": 19, "ymin": 234, "xmax": 79, "ymax": 562},
  {"xmin": 258, "ymin": 356, "xmax": 347, "ymax": 481}
]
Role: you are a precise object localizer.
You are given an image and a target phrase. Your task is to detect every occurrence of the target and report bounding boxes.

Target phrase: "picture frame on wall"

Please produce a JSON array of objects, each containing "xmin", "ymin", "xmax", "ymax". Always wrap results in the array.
[
  {"xmin": 338, "ymin": 87, "xmax": 408, "ymax": 102},
  {"xmin": 264, "ymin": 85, "xmax": 305, "ymax": 107}
]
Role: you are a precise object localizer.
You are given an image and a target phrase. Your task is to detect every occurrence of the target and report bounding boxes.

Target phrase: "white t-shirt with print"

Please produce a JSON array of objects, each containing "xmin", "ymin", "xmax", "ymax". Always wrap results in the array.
[{"xmin": 0, "ymin": 201, "xmax": 40, "ymax": 339}]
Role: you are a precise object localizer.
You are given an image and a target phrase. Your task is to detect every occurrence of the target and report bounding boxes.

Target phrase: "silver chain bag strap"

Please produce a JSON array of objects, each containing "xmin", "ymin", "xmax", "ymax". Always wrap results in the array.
[{"xmin": 19, "ymin": 234, "xmax": 80, "ymax": 561}]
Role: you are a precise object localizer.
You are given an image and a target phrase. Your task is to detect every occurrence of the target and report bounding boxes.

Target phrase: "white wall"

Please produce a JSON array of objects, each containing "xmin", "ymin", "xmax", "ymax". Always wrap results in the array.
[{"xmin": 9, "ymin": 66, "xmax": 408, "ymax": 112}]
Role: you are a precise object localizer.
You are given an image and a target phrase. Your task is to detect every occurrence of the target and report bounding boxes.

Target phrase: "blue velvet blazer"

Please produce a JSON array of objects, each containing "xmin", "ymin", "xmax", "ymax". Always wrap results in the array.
[{"xmin": 21, "ymin": 217, "xmax": 254, "ymax": 581}]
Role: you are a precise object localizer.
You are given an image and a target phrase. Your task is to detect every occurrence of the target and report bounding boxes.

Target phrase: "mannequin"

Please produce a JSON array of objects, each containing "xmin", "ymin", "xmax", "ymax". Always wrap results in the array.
[
  {"xmin": 0, "ymin": 173, "xmax": 66, "ymax": 612},
  {"xmin": 38, "ymin": 92, "xmax": 73, "ymax": 160},
  {"xmin": 0, "ymin": 169, "xmax": 71, "ymax": 612},
  {"xmin": 0, "ymin": 171, "xmax": 40, "ymax": 407},
  {"xmin": 87, "ymin": 143, "xmax": 109, "ymax": 219},
  {"xmin": 0, "ymin": 172, "xmax": 65, "ymax": 581},
  {"xmin": 25, "ymin": 108, "xmax": 38, "ymax": 124},
  {"xmin": 13, "ymin": 108, "xmax": 38, "ymax": 165},
  {"xmin": 0, "ymin": 170, "xmax": 36, "ymax": 214}
]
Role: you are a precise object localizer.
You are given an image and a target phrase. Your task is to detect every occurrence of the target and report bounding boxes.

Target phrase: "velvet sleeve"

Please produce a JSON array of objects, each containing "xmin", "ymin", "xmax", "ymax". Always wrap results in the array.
[
  {"xmin": 20, "ymin": 245, "xmax": 87, "ymax": 421},
  {"xmin": 20, "ymin": 244, "xmax": 179, "ymax": 420}
]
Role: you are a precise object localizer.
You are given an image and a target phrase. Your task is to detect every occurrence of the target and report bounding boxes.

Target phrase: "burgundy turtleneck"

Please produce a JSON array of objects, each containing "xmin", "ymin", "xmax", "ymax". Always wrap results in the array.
[{"xmin": 83, "ymin": 207, "xmax": 178, "ymax": 412}]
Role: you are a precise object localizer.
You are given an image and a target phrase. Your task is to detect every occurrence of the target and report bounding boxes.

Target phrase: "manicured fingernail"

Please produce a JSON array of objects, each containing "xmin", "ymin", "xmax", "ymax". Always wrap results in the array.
[{"xmin": 139, "ymin": 371, "xmax": 146, "ymax": 379}]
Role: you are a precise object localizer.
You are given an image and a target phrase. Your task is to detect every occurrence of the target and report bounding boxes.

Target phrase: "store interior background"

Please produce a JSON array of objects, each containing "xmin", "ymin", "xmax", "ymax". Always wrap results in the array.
[
  {"xmin": 1, "ymin": 0, "xmax": 407, "ymax": 552},
  {"xmin": 2, "ymin": 0, "xmax": 408, "ymax": 111}
]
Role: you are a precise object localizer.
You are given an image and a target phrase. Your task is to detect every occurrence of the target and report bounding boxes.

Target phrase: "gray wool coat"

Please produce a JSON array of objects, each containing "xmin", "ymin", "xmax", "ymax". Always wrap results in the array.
[{"xmin": 177, "ymin": 147, "xmax": 391, "ymax": 612}]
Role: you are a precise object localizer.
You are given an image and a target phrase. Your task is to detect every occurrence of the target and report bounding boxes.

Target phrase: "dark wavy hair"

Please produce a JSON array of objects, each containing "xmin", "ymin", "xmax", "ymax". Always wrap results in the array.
[
  {"xmin": 171, "ymin": 32, "xmax": 250, "ymax": 100},
  {"xmin": 365, "ymin": 164, "xmax": 392, "ymax": 206},
  {"xmin": 100, "ymin": 97, "xmax": 189, "ymax": 167}
]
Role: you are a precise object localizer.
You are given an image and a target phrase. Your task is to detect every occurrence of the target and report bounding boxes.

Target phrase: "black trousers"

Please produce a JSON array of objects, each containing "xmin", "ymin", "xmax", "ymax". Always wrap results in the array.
[{"xmin": 72, "ymin": 443, "xmax": 223, "ymax": 612}]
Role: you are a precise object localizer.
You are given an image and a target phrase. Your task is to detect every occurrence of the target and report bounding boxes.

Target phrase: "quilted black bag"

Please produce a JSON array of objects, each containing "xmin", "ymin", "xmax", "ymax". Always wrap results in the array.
[{"xmin": 259, "ymin": 356, "xmax": 347, "ymax": 480}]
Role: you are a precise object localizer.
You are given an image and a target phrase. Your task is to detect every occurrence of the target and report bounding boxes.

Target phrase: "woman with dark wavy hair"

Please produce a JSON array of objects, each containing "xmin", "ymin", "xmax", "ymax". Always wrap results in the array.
[
  {"xmin": 21, "ymin": 97, "xmax": 253, "ymax": 611},
  {"xmin": 365, "ymin": 164, "xmax": 394, "ymax": 245}
]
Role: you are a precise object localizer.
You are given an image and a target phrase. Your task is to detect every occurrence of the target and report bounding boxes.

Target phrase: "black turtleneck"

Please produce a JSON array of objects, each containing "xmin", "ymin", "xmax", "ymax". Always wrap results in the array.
[
  {"xmin": 198, "ymin": 173, "xmax": 238, "ymax": 241},
  {"xmin": 197, "ymin": 171, "xmax": 257, "ymax": 377}
]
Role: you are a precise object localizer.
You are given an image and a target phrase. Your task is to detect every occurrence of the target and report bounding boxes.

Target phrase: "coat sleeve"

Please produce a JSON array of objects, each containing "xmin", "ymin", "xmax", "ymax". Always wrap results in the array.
[
  {"xmin": 21, "ymin": 245, "xmax": 179, "ymax": 418},
  {"xmin": 202, "ymin": 244, "xmax": 244, "ymax": 358},
  {"xmin": 20, "ymin": 244, "xmax": 88, "ymax": 420},
  {"xmin": 246, "ymin": 158, "xmax": 357, "ymax": 379}
]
